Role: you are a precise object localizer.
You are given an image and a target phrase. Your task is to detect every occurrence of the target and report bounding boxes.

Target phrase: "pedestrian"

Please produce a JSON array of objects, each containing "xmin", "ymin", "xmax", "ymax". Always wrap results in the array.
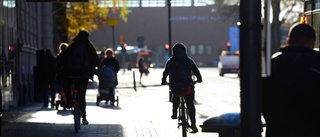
[
  {"xmin": 56, "ymin": 43, "xmax": 69, "ymax": 104},
  {"xmin": 138, "ymin": 57, "xmax": 149, "ymax": 83},
  {"xmin": 100, "ymin": 48, "xmax": 120, "ymax": 105},
  {"xmin": 61, "ymin": 30, "xmax": 99, "ymax": 125},
  {"xmin": 161, "ymin": 42, "xmax": 202, "ymax": 133},
  {"xmin": 98, "ymin": 51, "xmax": 105, "ymax": 68},
  {"xmin": 262, "ymin": 23, "xmax": 320, "ymax": 137},
  {"xmin": 41, "ymin": 48, "xmax": 57, "ymax": 108}
]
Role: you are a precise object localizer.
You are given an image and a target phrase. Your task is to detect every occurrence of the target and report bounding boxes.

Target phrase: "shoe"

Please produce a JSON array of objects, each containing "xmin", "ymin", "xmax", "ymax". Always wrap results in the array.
[
  {"xmin": 171, "ymin": 115, "xmax": 177, "ymax": 119},
  {"xmin": 82, "ymin": 118, "xmax": 89, "ymax": 125},
  {"xmin": 110, "ymin": 101, "xmax": 115, "ymax": 106},
  {"xmin": 190, "ymin": 125, "xmax": 198, "ymax": 133},
  {"xmin": 65, "ymin": 101, "xmax": 73, "ymax": 109}
]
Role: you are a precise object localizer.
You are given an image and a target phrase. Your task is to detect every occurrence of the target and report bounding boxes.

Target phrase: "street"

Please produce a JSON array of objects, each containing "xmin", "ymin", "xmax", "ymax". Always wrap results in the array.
[{"xmin": 1, "ymin": 68, "xmax": 249, "ymax": 137}]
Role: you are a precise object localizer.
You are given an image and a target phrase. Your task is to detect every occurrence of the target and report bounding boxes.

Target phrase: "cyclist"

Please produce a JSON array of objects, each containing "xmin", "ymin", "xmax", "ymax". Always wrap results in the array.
[
  {"xmin": 61, "ymin": 31, "xmax": 99, "ymax": 125},
  {"xmin": 161, "ymin": 43, "xmax": 202, "ymax": 133}
]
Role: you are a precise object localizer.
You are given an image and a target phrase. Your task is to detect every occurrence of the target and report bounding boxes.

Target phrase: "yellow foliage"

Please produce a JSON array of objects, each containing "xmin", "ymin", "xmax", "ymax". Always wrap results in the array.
[{"xmin": 65, "ymin": 0, "xmax": 128, "ymax": 37}]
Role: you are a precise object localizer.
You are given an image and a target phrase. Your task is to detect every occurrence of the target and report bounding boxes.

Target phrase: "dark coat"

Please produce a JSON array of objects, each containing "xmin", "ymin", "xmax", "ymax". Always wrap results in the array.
[
  {"xmin": 100, "ymin": 57, "xmax": 120, "ymax": 85},
  {"xmin": 262, "ymin": 45, "xmax": 320, "ymax": 137},
  {"xmin": 61, "ymin": 39, "xmax": 99, "ymax": 80},
  {"xmin": 162, "ymin": 49, "xmax": 202, "ymax": 85}
]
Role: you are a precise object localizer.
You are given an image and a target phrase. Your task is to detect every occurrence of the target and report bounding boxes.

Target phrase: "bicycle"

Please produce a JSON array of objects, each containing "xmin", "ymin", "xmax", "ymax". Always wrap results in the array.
[
  {"xmin": 70, "ymin": 77, "xmax": 81, "ymax": 133},
  {"xmin": 178, "ymin": 95, "xmax": 190, "ymax": 137},
  {"xmin": 163, "ymin": 81, "xmax": 198, "ymax": 137}
]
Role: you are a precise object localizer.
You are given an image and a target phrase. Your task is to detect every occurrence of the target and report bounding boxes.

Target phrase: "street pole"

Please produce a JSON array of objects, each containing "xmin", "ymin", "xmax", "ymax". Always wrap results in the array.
[
  {"xmin": 239, "ymin": 0, "xmax": 262, "ymax": 136},
  {"xmin": 167, "ymin": 0, "xmax": 172, "ymax": 102},
  {"xmin": 112, "ymin": 26, "xmax": 116, "ymax": 50},
  {"xmin": 168, "ymin": 0, "xmax": 172, "ymax": 57}
]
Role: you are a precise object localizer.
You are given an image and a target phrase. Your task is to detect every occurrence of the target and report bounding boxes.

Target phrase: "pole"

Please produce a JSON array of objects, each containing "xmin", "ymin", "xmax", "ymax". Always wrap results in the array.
[
  {"xmin": 264, "ymin": 0, "xmax": 271, "ymax": 77},
  {"xmin": 133, "ymin": 71, "xmax": 136, "ymax": 91},
  {"xmin": 168, "ymin": 0, "xmax": 172, "ymax": 57},
  {"xmin": 239, "ymin": 0, "xmax": 262, "ymax": 136},
  {"xmin": 167, "ymin": 0, "xmax": 172, "ymax": 101},
  {"xmin": 112, "ymin": 26, "xmax": 116, "ymax": 50}
]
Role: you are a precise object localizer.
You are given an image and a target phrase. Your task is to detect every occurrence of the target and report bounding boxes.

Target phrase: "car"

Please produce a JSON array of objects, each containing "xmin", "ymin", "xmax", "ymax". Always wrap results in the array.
[{"xmin": 218, "ymin": 50, "xmax": 239, "ymax": 76}]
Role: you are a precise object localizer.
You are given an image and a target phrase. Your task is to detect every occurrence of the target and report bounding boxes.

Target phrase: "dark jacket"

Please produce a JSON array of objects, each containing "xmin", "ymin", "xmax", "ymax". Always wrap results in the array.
[
  {"xmin": 100, "ymin": 57, "xmax": 120, "ymax": 85},
  {"xmin": 162, "ymin": 49, "xmax": 202, "ymax": 85},
  {"xmin": 100, "ymin": 57, "xmax": 120, "ymax": 73},
  {"xmin": 262, "ymin": 45, "xmax": 320, "ymax": 137},
  {"xmin": 61, "ymin": 37, "xmax": 99, "ymax": 80},
  {"xmin": 41, "ymin": 51, "xmax": 57, "ymax": 84}
]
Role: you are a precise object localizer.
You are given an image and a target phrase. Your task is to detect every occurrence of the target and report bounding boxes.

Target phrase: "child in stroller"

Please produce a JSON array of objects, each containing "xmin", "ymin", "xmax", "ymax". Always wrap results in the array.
[{"xmin": 96, "ymin": 65, "xmax": 118, "ymax": 106}]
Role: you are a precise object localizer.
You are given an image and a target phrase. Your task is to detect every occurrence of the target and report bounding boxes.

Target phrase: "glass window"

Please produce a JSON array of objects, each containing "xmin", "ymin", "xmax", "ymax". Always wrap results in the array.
[
  {"xmin": 128, "ymin": 0, "xmax": 140, "ymax": 7},
  {"xmin": 190, "ymin": 45, "xmax": 196, "ymax": 55},
  {"xmin": 194, "ymin": 0, "xmax": 214, "ymax": 7},
  {"xmin": 142, "ymin": 0, "xmax": 165, "ymax": 7},
  {"xmin": 198, "ymin": 44, "xmax": 204, "ymax": 55},
  {"xmin": 171, "ymin": 0, "xmax": 191, "ymax": 7},
  {"xmin": 206, "ymin": 45, "xmax": 212, "ymax": 55}
]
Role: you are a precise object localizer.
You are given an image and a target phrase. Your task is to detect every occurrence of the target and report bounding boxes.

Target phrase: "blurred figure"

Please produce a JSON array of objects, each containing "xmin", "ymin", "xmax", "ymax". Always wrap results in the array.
[
  {"xmin": 98, "ymin": 51, "xmax": 105, "ymax": 69},
  {"xmin": 138, "ymin": 57, "xmax": 149, "ymax": 83},
  {"xmin": 262, "ymin": 23, "xmax": 320, "ymax": 137},
  {"xmin": 161, "ymin": 43, "xmax": 202, "ymax": 133},
  {"xmin": 61, "ymin": 30, "xmax": 99, "ymax": 125},
  {"xmin": 100, "ymin": 48, "xmax": 120, "ymax": 106},
  {"xmin": 41, "ymin": 49, "xmax": 57, "ymax": 108},
  {"xmin": 56, "ymin": 43, "xmax": 69, "ymax": 104}
]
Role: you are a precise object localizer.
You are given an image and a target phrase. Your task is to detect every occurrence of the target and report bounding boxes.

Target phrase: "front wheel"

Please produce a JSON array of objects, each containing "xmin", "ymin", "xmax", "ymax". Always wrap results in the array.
[
  {"xmin": 181, "ymin": 105, "xmax": 187, "ymax": 137},
  {"xmin": 74, "ymin": 95, "xmax": 81, "ymax": 133}
]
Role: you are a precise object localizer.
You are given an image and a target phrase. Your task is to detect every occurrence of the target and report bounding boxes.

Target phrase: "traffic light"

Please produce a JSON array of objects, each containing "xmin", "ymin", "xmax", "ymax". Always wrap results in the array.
[
  {"xmin": 8, "ymin": 45, "xmax": 14, "ymax": 59},
  {"xmin": 165, "ymin": 44, "xmax": 170, "ymax": 52},
  {"xmin": 226, "ymin": 42, "xmax": 231, "ymax": 51}
]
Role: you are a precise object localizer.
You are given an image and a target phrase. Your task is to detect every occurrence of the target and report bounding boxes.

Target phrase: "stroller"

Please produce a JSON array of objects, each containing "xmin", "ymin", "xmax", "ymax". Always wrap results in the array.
[{"xmin": 96, "ymin": 65, "xmax": 119, "ymax": 106}]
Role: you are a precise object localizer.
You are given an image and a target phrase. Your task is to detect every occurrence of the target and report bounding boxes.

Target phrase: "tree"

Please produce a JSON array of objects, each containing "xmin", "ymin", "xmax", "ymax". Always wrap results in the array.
[
  {"xmin": 213, "ymin": 0, "xmax": 304, "ymax": 54},
  {"xmin": 65, "ymin": 0, "xmax": 128, "ymax": 37},
  {"xmin": 270, "ymin": 0, "xmax": 303, "ymax": 54}
]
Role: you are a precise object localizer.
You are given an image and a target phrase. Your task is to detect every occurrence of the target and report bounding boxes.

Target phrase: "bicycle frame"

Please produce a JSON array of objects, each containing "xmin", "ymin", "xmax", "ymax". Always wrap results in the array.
[
  {"xmin": 178, "ymin": 96, "xmax": 189, "ymax": 137},
  {"xmin": 71, "ymin": 81, "xmax": 81, "ymax": 133}
]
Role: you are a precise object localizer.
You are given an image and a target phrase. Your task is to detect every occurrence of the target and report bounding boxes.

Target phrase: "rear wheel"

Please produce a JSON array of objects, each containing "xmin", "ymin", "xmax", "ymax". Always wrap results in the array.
[
  {"xmin": 74, "ymin": 95, "xmax": 80, "ymax": 133},
  {"xmin": 180, "ymin": 99, "xmax": 187, "ymax": 137}
]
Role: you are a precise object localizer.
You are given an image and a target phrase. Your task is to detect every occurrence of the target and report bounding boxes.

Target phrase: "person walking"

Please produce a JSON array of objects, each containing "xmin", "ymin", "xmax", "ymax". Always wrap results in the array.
[
  {"xmin": 61, "ymin": 31, "xmax": 99, "ymax": 125},
  {"xmin": 161, "ymin": 43, "xmax": 202, "ymax": 133},
  {"xmin": 56, "ymin": 43, "xmax": 69, "ymax": 104},
  {"xmin": 100, "ymin": 48, "xmax": 120, "ymax": 105},
  {"xmin": 262, "ymin": 23, "xmax": 320, "ymax": 137},
  {"xmin": 138, "ymin": 57, "xmax": 148, "ymax": 83},
  {"xmin": 41, "ymin": 49, "xmax": 57, "ymax": 108},
  {"xmin": 98, "ymin": 51, "xmax": 106, "ymax": 69}
]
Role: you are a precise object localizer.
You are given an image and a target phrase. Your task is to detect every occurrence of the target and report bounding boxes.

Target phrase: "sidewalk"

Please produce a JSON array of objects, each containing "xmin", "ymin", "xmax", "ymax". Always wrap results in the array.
[{"xmin": 1, "ymin": 68, "xmax": 219, "ymax": 137}]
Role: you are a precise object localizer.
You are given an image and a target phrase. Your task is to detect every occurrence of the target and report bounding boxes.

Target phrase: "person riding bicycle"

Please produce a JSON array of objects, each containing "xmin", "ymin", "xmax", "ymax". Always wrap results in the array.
[
  {"xmin": 161, "ymin": 42, "xmax": 202, "ymax": 133},
  {"xmin": 61, "ymin": 30, "xmax": 99, "ymax": 125}
]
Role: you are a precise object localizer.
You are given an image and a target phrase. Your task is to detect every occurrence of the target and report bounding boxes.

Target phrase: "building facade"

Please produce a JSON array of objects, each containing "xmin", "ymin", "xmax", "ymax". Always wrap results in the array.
[
  {"xmin": 90, "ymin": 1, "xmax": 238, "ymax": 67},
  {"xmin": 1, "ymin": 0, "xmax": 55, "ymax": 110}
]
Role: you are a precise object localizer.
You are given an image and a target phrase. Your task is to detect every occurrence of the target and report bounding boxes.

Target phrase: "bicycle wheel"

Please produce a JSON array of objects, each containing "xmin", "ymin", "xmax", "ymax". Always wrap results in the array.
[
  {"xmin": 73, "ymin": 94, "xmax": 81, "ymax": 133},
  {"xmin": 180, "ymin": 99, "xmax": 187, "ymax": 137}
]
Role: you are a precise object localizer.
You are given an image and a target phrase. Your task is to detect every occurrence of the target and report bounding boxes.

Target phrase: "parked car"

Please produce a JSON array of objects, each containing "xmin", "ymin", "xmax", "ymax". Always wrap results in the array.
[{"xmin": 218, "ymin": 50, "xmax": 239, "ymax": 76}]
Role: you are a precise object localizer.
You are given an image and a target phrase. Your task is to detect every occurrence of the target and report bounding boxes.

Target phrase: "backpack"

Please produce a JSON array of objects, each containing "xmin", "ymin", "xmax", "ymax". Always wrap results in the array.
[
  {"xmin": 169, "ymin": 59, "xmax": 193, "ymax": 97},
  {"xmin": 98, "ymin": 65, "xmax": 116, "ymax": 88},
  {"xmin": 67, "ymin": 43, "xmax": 89, "ymax": 73}
]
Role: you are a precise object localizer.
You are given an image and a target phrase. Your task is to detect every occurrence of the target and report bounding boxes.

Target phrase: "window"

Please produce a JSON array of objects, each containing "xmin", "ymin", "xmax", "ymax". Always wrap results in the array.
[
  {"xmin": 190, "ymin": 45, "xmax": 196, "ymax": 55},
  {"xmin": 206, "ymin": 45, "xmax": 212, "ymax": 55},
  {"xmin": 128, "ymin": 0, "xmax": 140, "ymax": 7},
  {"xmin": 198, "ymin": 44, "xmax": 204, "ymax": 55},
  {"xmin": 142, "ymin": 0, "xmax": 165, "ymax": 7},
  {"xmin": 171, "ymin": 0, "xmax": 191, "ymax": 7}
]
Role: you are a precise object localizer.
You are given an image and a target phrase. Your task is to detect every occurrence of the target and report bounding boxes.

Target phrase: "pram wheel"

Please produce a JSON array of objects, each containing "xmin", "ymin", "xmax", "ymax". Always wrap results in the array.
[
  {"xmin": 96, "ymin": 88, "xmax": 119, "ymax": 107},
  {"xmin": 96, "ymin": 95, "xmax": 100, "ymax": 106}
]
